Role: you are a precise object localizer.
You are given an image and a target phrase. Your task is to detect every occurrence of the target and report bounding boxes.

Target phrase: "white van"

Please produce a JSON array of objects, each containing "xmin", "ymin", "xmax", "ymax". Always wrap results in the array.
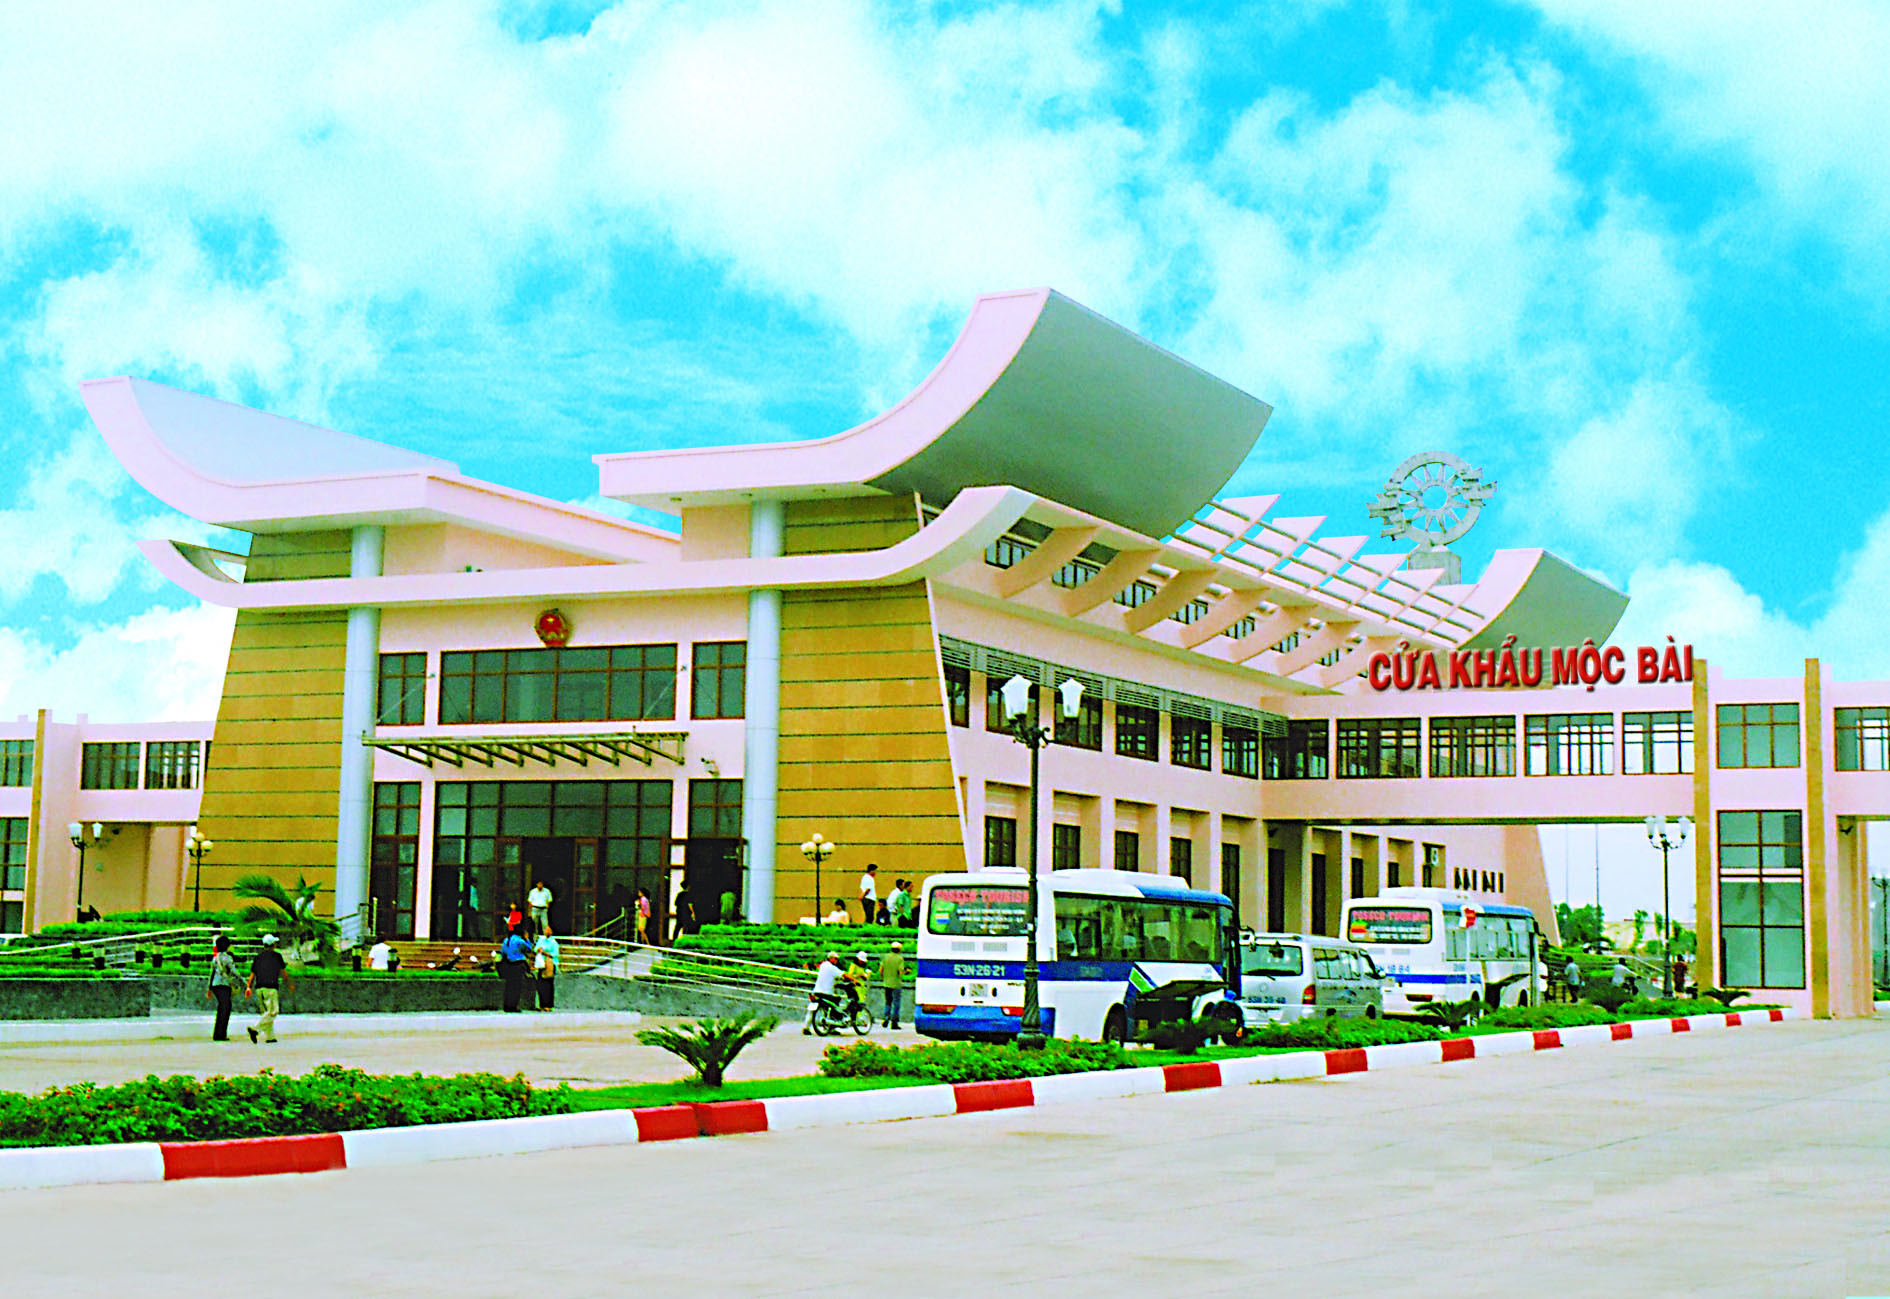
[{"xmin": 1234, "ymin": 932, "xmax": 1387, "ymax": 1025}]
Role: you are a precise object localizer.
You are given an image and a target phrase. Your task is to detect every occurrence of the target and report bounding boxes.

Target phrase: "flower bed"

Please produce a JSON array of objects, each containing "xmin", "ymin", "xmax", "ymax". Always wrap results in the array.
[{"xmin": 0, "ymin": 1065, "xmax": 571, "ymax": 1148}]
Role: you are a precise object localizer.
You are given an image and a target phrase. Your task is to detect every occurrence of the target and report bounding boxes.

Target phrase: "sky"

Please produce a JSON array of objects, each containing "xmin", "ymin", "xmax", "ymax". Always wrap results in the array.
[{"xmin": 2, "ymin": 1, "xmax": 1886, "ymax": 918}]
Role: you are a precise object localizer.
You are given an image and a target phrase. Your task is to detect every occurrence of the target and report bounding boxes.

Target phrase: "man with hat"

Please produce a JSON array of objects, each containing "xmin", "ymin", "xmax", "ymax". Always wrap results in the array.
[{"xmin": 244, "ymin": 934, "xmax": 291, "ymax": 1043}]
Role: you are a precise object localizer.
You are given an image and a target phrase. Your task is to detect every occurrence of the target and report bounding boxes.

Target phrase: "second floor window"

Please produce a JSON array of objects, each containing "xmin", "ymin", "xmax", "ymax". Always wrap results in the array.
[
  {"xmin": 1525, "ymin": 713, "xmax": 1613, "ymax": 776},
  {"xmin": 377, "ymin": 653, "xmax": 427, "ymax": 726},
  {"xmin": 1223, "ymin": 724, "xmax": 1259, "ymax": 779},
  {"xmin": 144, "ymin": 741, "xmax": 203, "ymax": 790},
  {"xmin": 1836, "ymin": 707, "xmax": 1890, "ymax": 772},
  {"xmin": 691, "ymin": 642, "xmax": 747, "ymax": 719},
  {"xmin": 80, "ymin": 742, "xmax": 141, "ymax": 790},
  {"xmin": 984, "ymin": 816, "xmax": 1017, "ymax": 868},
  {"xmin": 1264, "ymin": 721, "xmax": 1328, "ymax": 780},
  {"xmin": 944, "ymin": 665, "xmax": 970, "ymax": 728},
  {"xmin": 0, "ymin": 740, "xmax": 32, "ymax": 787},
  {"xmin": 1337, "ymin": 718, "xmax": 1421, "ymax": 779},
  {"xmin": 1429, "ymin": 716, "xmax": 1516, "ymax": 778},
  {"xmin": 1717, "ymin": 703, "xmax": 1799, "ymax": 769},
  {"xmin": 1171, "ymin": 716, "xmax": 1212, "ymax": 770},
  {"xmin": 1115, "ymin": 704, "xmax": 1158, "ymax": 761},
  {"xmin": 1055, "ymin": 691, "xmax": 1103, "ymax": 751},
  {"xmin": 1623, "ymin": 710, "xmax": 1694, "ymax": 774},
  {"xmin": 440, "ymin": 645, "xmax": 679, "ymax": 724}
]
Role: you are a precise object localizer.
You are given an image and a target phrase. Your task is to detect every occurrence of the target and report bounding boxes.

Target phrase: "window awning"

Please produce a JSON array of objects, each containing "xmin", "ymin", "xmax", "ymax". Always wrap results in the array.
[{"xmin": 364, "ymin": 732, "xmax": 687, "ymax": 770}]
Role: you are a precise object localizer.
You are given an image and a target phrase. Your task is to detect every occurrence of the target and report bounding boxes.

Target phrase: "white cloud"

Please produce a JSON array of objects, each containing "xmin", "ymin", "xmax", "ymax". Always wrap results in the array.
[
  {"xmin": 0, "ymin": 434, "xmax": 192, "ymax": 604},
  {"xmin": 0, "ymin": 602, "xmax": 235, "ymax": 722},
  {"xmin": 1532, "ymin": 0, "xmax": 1890, "ymax": 289}
]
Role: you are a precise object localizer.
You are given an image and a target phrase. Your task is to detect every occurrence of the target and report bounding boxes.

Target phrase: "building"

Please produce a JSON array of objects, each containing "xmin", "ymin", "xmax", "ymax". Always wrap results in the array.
[
  {"xmin": 51, "ymin": 286, "xmax": 1883, "ymax": 1015},
  {"xmin": 0, "ymin": 714, "xmax": 209, "ymax": 931}
]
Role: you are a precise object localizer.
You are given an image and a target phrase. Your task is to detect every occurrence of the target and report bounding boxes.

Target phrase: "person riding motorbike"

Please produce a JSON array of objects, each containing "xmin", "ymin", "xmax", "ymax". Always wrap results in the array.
[
  {"xmin": 841, "ymin": 950, "xmax": 872, "ymax": 1020},
  {"xmin": 802, "ymin": 951, "xmax": 844, "ymax": 1034}
]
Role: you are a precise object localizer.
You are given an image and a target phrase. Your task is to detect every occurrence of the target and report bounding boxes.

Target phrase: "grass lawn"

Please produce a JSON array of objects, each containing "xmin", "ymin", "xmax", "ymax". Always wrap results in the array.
[{"xmin": 568, "ymin": 1074, "xmax": 938, "ymax": 1110}]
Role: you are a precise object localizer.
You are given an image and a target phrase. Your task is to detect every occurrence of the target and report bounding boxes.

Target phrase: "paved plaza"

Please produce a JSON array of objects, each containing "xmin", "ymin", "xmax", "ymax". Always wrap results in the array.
[
  {"xmin": 5, "ymin": 1017, "xmax": 1890, "ymax": 1297},
  {"xmin": 0, "ymin": 1012, "xmax": 885, "ymax": 1094}
]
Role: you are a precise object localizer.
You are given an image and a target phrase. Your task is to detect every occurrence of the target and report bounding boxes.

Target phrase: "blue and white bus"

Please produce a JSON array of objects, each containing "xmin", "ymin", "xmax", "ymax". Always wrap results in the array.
[
  {"xmin": 916, "ymin": 869, "xmax": 1238, "ymax": 1043},
  {"xmin": 1342, "ymin": 888, "xmax": 1545, "ymax": 1013}
]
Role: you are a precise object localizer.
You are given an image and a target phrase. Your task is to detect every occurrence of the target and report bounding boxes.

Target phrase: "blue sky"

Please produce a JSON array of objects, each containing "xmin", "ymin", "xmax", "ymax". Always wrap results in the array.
[{"xmin": 1, "ymin": 1, "xmax": 1886, "ymax": 912}]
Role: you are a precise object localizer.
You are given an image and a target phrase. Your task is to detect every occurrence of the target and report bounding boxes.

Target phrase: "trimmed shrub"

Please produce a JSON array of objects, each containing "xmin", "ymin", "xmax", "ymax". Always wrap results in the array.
[
  {"xmin": 1245, "ymin": 1017, "xmax": 1442, "ymax": 1049},
  {"xmin": 1694, "ymin": 986, "xmax": 1750, "ymax": 1006},
  {"xmin": 819, "ymin": 1038, "xmax": 1130, "ymax": 1083},
  {"xmin": 0, "ymin": 1065, "xmax": 572, "ymax": 1148},
  {"xmin": 1580, "ymin": 982, "xmax": 1637, "ymax": 1014},
  {"xmin": 1619, "ymin": 996, "xmax": 1772, "ymax": 1019},
  {"xmin": 1480, "ymin": 1003, "xmax": 1618, "ymax": 1030},
  {"xmin": 634, "ymin": 1014, "xmax": 779, "ymax": 1087}
]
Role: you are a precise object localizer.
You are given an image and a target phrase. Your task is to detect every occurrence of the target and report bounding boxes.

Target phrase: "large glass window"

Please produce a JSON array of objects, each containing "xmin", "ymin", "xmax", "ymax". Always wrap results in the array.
[
  {"xmin": 1170, "ymin": 715, "xmax": 1212, "ymax": 770},
  {"xmin": 1622, "ymin": 710, "xmax": 1694, "ymax": 774},
  {"xmin": 944, "ymin": 665, "xmax": 970, "ymax": 728},
  {"xmin": 0, "ymin": 740, "xmax": 33, "ymax": 787},
  {"xmin": 1525, "ymin": 713, "xmax": 1614, "ymax": 776},
  {"xmin": 1835, "ymin": 707, "xmax": 1890, "ymax": 772},
  {"xmin": 1115, "ymin": 704, "xmax": 1158, "ymax": 761},
  {"xmin": 80, "ymin": 742, "xmax": 141, "ymax": 790},
  {"xmin": 143, "ymin": 741, "xmax": 203, "ymax": 791},
  {"xmin": 439, "ymin": 644, "xmax": 679, "ymax": 724},
  {"xmin": 983, "ymin": 815, "xmax": 1018, "ymax": 868},
  {"xmin": 1054, "ymin": 690, "xmax": 1103, "ymax": 751},
  {"xmin": 690, "ymin": 642, "xmax": 745, "ymax": 720},
  {"xmin": 1222, "ymin": 724, "xmax": 1259, "ymax": 779},
  {"xmin": 1717, "ymin": 703, "xmax": 1800, "ymax": 769},
  {"xmin": 2, "ymin": 816, "xmax": 26, "ymax": 891},
  {"xmin": 1336, "ymin": 719, "xmax": 1421, "ymax": 779},
  {"xmin": 377, "ymin": 652, "xmax": 427, "ymax": 726},
  {"xmin": 1428, "ymin": 716, "xmax": 1516, "ymax": 778},
  {"xmin": 1264, "ymin": 720, "xmax": 1328, "ymax": 780},
  {"xmin": 1718, "ymin": 810, "xmax": 1805, "ymax": 988},
  {"xmin": 688, "ymin": 778, "xmax": 744, "ymax": 839},
  {"xmin": 430, "ymin": 780, "xmax": 672, "ymax": 940}
]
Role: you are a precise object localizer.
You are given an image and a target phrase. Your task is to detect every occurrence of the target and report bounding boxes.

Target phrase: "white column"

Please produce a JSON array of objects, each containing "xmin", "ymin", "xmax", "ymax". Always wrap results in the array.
[
  {"xmin": 333, "ymin": 524, "xmax": 383, "ymax": 937},
  {"xmin": 741, "ymin": 500, "xmax": 784, "ymax": 922}
]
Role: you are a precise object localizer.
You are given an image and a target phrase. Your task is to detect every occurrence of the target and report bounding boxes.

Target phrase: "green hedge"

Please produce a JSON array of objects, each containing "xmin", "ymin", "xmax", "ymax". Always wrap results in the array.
[
  {"xmin": 1243, "ymin": 1017, "xmax": 1442, "ymax": 1049},
  {"xmin": 0, "ymin": 1065, "xmax": 572, "ymax": 1148},
  {"xmin": 1480, "ymin": 1003, "xmax": 1619, "ymax": 1030},
  {"xmin": 819, "ymin": 1039, "xmax": 1130, "ymax": 1083}
]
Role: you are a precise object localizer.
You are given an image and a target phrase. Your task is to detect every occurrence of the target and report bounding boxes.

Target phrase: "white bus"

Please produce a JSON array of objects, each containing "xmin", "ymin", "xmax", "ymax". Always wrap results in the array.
[
  {"xmin": 1341, "ymin": 888, "xmax": 1544, "ymax": 1014},
  {"xmin": 916, "ymin": 869, "xmax": 1237, "ymax": 1044}
]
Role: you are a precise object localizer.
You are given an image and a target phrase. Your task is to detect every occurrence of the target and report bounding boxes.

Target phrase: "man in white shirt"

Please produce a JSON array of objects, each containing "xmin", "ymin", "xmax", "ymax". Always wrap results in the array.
[
  {"xmin": 803, "ymin": 952, "xmax": 843, "ymax": 1034},
  {"xmin": 527, "ymin": 880, "xmax": 553, "ymax": 934},
  {"xmin": 858, "ymin": 865, "xmax": 878, "ymax": 922},
  {"xmin": 367, "ymin": 939, "xmax": 392, "ymax": 971}
]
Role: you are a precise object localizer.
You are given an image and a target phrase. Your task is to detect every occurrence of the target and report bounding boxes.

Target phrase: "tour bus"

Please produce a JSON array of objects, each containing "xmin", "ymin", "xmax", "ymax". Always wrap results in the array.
[
  {"xmin": 1341, "ymin": 888, "xmax": 1545, "ymax": 1014},
  {"xmin": 916, "ymin": 869, "xmax": 1237, "ymax": 1043}
]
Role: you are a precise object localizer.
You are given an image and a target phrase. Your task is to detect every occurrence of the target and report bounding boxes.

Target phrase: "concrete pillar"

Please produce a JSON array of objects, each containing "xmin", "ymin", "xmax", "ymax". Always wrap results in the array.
[
  {"xmin": 1098, "ymin": 797, "xmax": 1118, "ymax": 870},
  {"xmin": 333, "ymin": 524, "xmax": 383, "ymax": 937},
  {"xmin": 1154, "ymin": 803, "xmax": 1174, "ymax": 876},
  {"xmin": 741, "ymin": 499, "xmax": 784, "ymax": 922}
]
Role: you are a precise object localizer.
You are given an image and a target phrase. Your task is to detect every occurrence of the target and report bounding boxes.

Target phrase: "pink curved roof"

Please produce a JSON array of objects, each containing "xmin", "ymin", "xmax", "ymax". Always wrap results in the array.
[
  {"xmin": 81, "ymin": 377, "xmax": 675, "ymax": 563},
  {"xmin": 597, "ymin": 288, "xmax": 1274, "ymax": 539}
]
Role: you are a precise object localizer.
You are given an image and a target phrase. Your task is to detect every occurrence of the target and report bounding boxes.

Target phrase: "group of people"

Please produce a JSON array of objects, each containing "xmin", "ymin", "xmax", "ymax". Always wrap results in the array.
[
  {"xmin": 822, "ymin": 865, "xmax": 918, "ymax": 927},
  {"xmin": 205, "ymin": 933, "xmax": 289, "ymax": 1043},
  {"xmin": 496, "ymin": 880, "xmax": 562, "ymax": 1012},
  {"xmin": 801, "ymin": 943, "xmax": 908, "ymax": 1033}
]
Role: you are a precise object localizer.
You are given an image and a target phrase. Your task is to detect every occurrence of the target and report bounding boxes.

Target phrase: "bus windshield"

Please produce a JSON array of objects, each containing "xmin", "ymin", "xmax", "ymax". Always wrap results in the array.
[
  {"xmin": 1347, "ymin": 906, "xmax": 1433, "ymax": 945},
  {"xmin": 927, "ymin": 885, "xmax": 1029, "ymax": 937}
]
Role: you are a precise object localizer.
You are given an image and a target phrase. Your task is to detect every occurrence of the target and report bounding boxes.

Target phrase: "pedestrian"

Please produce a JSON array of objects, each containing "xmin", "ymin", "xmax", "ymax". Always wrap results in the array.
[
  {"xmin": 672, "ymin": 894, "xmax": 698, "ymax": 941},
  {"xmin": 1562, "ymin": 957, "xmax": 1583, "ymax": 1001},
  {"xmin": 207, "ymin": 935, "xmax": 237, "ymax": 1042},
  {"xmin": 635, "ymin": 888, "xmax": 653, "ymax": 945},
  {"xmin": 803, "ymin": 951, "xmax": 843, "ymax": 1034},
  {"xmin": 719, "ymin": 889, "xmax": 738, "ymax": 925},
  {"xmin": 886, "ymin": 878, "xmax": 910, "ymax": 927},
  {"xmin": 367, "ymin": 937, "xmax": 392, "ymax": 970},
  {"xmin": 533, "ymin": 927, "xmax": 560, "ymax": 1011},
  {"xmin": 506, "ymin": 901, "xmax": 524, "ymax": 934},
  {"xmin": 1671, "ymin": 956, "xmax": 1689, "ymax": 994},
  {"xmin": 498, "ymin": 926, "xmax": 532, "ymax": 1012},
  {"xmin": 244, "ymin": 934, "xmax": 290, "ymax": 1044},
  {"xmin": 859, "ymin": 864, "xmax": 878, "ymax": 923},
  {"xmin": 823, "ymin": 898, "xmax": 850, "ymax": 925},
  {"xmin": 1610, "ymin": 958, "xmax": 1632, "ymax": 989},
  {"xmin": 877, "ymin": 941, "xmax": 907, "ymax": 1029},
  {"xmin": 527, "ymin": 880, "xmax": 553, "ymax": 934}
]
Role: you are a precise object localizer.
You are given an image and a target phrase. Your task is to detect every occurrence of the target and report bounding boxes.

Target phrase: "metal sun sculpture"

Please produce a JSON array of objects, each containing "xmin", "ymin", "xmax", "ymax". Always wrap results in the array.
[{"xmin": 1367, "ymin": 452, "xmax": 1495, "ymax": 583}]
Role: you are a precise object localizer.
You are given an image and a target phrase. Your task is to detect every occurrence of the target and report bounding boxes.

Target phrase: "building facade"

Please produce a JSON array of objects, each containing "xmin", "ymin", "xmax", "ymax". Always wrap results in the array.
[{"xmin": 72, "ymin": 287, "xmax": 1883, "ymax": 1014}]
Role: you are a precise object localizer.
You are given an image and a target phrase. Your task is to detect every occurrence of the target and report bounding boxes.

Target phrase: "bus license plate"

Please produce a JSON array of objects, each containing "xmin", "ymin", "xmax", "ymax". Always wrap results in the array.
[{"xmin": 966, "ymin": 982, "xmax": 992, "ymax": 1000}]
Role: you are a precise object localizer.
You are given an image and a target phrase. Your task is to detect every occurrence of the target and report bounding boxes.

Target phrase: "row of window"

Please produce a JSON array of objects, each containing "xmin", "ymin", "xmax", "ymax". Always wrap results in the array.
[
  {"xmin": 78, "ymin": 741, "xmax": 205, "ymax": 791},
  {"xmin": 983, "ymin": 818, "xmax": 1235, "ymax": 887},
  {"xmin": 377, "ymin": 642, "xmax": 747, "ymax": 727}
]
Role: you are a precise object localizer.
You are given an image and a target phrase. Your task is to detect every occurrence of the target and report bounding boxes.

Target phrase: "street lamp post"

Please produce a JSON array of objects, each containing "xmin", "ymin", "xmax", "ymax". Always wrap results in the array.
[
  {"xmin": 1644, "ymin": 814, "xmax": 1691, "ymax": 997},
  {"xmin": 186, "ymin": 827, "xmax": 214, "ymax": 913},
  {"xmin": 800, "ymin": 834, "xmax": 835, "ymax": 921},
  {"xmin": 66, "ymin": 821, "xmax": 103, "ymax": 917},
  {"xmin": 1000, "ymin": 673, "xmax": 1085, "ymax": 1052}
]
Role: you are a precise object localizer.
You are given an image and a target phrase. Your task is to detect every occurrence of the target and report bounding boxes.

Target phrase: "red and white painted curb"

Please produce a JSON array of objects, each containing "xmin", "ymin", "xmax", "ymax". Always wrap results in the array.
[{"xmin": 0, "ymin": 1008, "xmax": 1795, "ymax": 1192}]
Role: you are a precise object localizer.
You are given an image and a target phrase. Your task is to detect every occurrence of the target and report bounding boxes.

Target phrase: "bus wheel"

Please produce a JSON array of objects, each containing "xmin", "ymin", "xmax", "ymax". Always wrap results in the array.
[
  {"xmin": 1514, "ymin": 991, "xmax": 1530, "ymax": 1008},
  {"xmin": 1364, "ymin": 1005, "xmax": 1379, "ymax": 1020},
  {"xmin": 1102, "ymin": 1006, "xmax": 1129, "ymax": 1046}
]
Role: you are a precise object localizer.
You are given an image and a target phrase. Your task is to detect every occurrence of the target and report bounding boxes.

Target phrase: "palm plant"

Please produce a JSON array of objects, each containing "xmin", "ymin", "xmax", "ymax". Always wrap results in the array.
[
  {"xmin": 634, "ymin": 1014, "xmax": 780, "ymax": 1087},
  {"xmin": 1416, "ymin": 998, "xmax": 1483, "ymax": 1031},
  {"xmin": 232, "ymin": 874, "xmax": 341, "ymax": 963}
]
